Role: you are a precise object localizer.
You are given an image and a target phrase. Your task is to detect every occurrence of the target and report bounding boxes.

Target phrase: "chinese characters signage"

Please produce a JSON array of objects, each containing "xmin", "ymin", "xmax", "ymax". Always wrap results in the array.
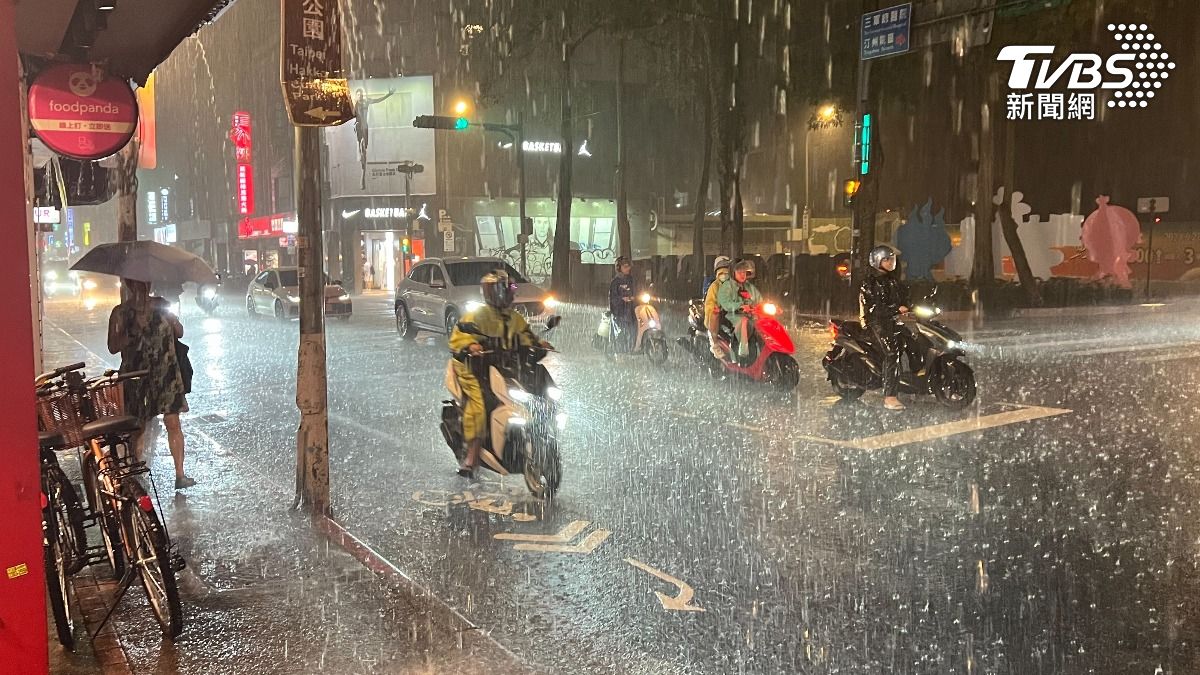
[
  {"xmin": 280, "ymin": 0, "xmax": 353, "ymax": 126},
  {"xmin": 999, "ymin": 23, "xmax": 1175, "ymax": 121},
  {"xmin": 861, "ymin": 4, "xmax": 911, "ymax": 61},
  {"xmin": 27, "ymin": 63, "xmax": 139, "ymax": 160},
  {"xmin": 239, "ymin": 212, "xmax": 298, "ymax": 239},
  {"xmin": 231, "ymin": 111, "xmax": 254, "ymax": 216}
]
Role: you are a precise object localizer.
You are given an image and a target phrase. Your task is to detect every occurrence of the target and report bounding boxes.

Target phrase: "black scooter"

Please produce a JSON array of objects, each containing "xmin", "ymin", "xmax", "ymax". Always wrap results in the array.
[
  {"xmin": 195, "ymin": 276, "xmax": 221, "ymax": 315},
  {"xmin": 822, "ymin": 293, "xmax": 976, "ymax": 409}
]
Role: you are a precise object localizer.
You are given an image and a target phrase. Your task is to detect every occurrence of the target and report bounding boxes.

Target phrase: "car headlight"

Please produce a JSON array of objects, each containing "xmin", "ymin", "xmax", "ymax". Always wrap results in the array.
[
  {"xmin": 338, "ymin": 294, "xmax": 350, "ymax": 301},
  {"xmin": 465, "ymin": 300, "xmax": 484, "ymax": 312},
  {"xmin": 556, "ymin": 412, "xmax": 568, "ymax": 430},
  {"xmin": 82, "ymin": 279, "xmax": 98, "ymax": 290},
  {"xmin": 762, "ymin": 303, "xmax": 778, "ymax": 316},
  {"xmin": 640, "ymin": 293, "xmax": 651, "ymax": 304},
  {"xmin": 544, "ymin": 296, "xmax": 559, "ymax": 309},
  {"xmin": 913, "ymin": 306, "xmax": 937, "ymax": 318},
  {"xmin": 203, "ymin": 287, "xmax": 218, "ymax": 299},
  {"xmin": 288, "ymin": 295, "xmax": 300, "ymax": 304},
  {"xmin": 508, "ymin": 387, "xmax": 532, "ymax": 403},
  {"xmin": 546, "ymin": 386, "xmax": 563, "ymax": 401}
]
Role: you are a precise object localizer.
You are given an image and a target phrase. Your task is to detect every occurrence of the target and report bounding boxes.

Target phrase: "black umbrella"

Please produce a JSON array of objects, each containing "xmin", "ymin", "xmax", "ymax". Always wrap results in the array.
[{"xmin": 70, "ymin": 241, "xmax": 217, "ymax": 285}]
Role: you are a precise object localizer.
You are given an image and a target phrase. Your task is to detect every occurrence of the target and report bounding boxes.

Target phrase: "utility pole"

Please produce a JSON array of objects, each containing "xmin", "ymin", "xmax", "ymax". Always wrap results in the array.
[
  {"xmin": 280, "ymin": 0, "xmax": 353, "ymax": 516},
  {"xmin": 115, "ymin": 139, "xmax": 139, "ymax": 242},
  {"xmin": 517, "ymin": 113, "xmax": 528, "ymax": 277},
  {"xmin": 293, "ymin": 127, "xmax": 329, "ymax": 516}
]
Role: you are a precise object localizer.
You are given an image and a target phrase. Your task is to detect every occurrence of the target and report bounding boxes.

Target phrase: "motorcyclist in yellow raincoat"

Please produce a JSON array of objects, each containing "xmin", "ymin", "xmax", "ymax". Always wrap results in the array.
[{"xmin": 448, "ymin": 271, "xmax": 551, "ymax": 477}]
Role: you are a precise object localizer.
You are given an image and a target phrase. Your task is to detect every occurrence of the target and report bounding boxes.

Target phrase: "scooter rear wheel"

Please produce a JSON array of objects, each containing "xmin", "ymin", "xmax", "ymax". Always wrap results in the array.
[{"xmin": 645, "ymin": 338, "xmax": 669, "ymax": 366}]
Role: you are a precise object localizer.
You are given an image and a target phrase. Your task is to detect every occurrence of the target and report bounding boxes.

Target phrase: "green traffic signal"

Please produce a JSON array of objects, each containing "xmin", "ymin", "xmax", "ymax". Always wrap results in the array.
[{"xmin": 454, "ymin": 117, "xmax": 469, "ymax": 130}]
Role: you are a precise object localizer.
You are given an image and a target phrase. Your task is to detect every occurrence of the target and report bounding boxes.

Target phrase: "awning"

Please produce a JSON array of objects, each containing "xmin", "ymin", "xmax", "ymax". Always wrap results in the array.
[{"xmin": 16, "ymin": 0, "xmax": 234, "ymax": 84}]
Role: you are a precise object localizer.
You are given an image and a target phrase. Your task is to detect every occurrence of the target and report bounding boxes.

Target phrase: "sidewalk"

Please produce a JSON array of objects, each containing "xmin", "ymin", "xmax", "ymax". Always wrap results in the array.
[{"xmin": 44, "ymin": 332, "xmax": 533, "ymax": 675}]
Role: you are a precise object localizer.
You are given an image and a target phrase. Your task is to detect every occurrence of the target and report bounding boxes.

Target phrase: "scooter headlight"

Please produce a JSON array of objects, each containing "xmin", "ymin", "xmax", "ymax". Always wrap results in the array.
[
  {"xmin": 556, "ymin": 412, "xmax": 568, "ymax": 430},
  {"xmin": 203, "ymin": 287, "xmax": 218, "ymax": 299},
  {"xmin": 913, "ymin": 305, "xmax": 939, "ymax": 319},
  {"xmin": 647, "ymin": 319, "xmax": 658, "ymax": 329},
  {"xmin": 508, "ymin": 387, "xmax": 533, "ymax": 403},
  {"xmin": 640, "ymin": 293, "xmax": 651, "ymax": 304},
  {"xmin": 762, "ymin": 303, "xmax": 778, "ymax": 316},
  {"xmin": 465, "ymin": 301, "xmax": 485, "ymax": 313},
  {"xmin": 546, "ymin": 386, "xmax": 563, "ymax": 401},
  {"xmin": 544, "ymin": 296, "xmax": 559, "ymax": 309},
  {"xmin": 508, "ymin": 415, "xmax": 527, "ymax": 426},
  {"xmin": 82, "ymin": 279, "xmax": 98, "ymax": 290}
]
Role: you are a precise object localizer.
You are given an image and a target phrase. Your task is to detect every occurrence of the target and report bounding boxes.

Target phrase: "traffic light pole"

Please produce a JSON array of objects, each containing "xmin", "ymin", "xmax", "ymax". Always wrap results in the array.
[{"xmin": 517, "ymin": 113, "xmax": 528, "ymax": 277}]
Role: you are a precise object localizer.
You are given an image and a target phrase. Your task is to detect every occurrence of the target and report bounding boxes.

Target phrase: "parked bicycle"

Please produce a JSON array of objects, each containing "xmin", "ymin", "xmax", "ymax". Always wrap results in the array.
[{"xmin": 36, "ymin": 364, "xmax": 185, "ymax": 639}]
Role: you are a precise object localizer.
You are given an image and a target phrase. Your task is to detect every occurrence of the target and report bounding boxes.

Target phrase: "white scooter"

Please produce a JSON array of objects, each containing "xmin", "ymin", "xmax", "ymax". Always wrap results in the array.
[
  {"xmin": 591, "ymin": 293, "xmax": 669, "ymax": 365},
  {"xmin": 440, "ymin": 316, "xmax": 565, "ymax": 499}
]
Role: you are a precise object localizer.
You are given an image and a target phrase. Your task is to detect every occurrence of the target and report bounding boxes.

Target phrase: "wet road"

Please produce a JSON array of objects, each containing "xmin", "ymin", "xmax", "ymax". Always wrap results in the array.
[{"xmin": 46, "ymin": 292, "xmax": 1200, "ymax": 674}]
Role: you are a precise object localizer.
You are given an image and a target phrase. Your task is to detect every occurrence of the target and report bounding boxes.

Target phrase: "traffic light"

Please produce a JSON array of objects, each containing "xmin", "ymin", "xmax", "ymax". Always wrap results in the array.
[
  {"xmin": 413, "ymin": 115, "xmax": 470, "ymax": 131},
  {"xmin": 858, "ymin": 113, "xmax": 873, "ymax": 176},
  {"xmin": 843, "ymin": 179, "xmax": 861, "ymax": 208},
  {"xmin": 401, "ymin": 237, "xmax": 411, "ymax": 253}
]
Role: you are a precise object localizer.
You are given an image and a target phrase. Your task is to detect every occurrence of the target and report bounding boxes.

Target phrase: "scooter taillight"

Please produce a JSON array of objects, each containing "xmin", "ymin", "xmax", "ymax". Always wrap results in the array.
[{"xmin": 828, "ymin": 321, "xmax": 839, "ymax": 341}]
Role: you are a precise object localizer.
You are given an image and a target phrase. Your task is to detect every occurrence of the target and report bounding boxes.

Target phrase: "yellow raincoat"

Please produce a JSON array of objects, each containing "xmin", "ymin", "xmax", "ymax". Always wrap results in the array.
[{"xmin": 448, "ymin": 306, "xmax": 540, "ymax": 442}]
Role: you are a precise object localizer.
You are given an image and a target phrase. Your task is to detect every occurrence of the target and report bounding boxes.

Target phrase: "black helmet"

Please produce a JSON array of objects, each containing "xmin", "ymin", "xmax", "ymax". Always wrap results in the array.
[
  {"xmin": 480, "ymin": 270, "xmax": 514, "ymax": 309},
  {"xmin": 615, "ymin": 256, "xmax": 632, "ymax": 270},
  {"xmin": 732, "ymin": 259, "xmax": 755, "ymax": 279},
  {"xmin": 868, "ymin": 245, "xmax": 897, "ymax": 271}
]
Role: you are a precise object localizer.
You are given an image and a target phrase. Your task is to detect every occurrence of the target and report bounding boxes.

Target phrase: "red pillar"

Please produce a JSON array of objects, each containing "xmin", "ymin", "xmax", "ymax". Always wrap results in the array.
[{"xmin": 0, "ymin": 0, "xmax": 50, "ymax": 670}]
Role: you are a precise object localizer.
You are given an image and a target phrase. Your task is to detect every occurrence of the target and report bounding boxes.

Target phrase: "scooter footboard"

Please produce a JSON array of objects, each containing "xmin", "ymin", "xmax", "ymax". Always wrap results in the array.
[{"xmin": 440, "ymin": 402, "xmax": 464, "ymax": 458}]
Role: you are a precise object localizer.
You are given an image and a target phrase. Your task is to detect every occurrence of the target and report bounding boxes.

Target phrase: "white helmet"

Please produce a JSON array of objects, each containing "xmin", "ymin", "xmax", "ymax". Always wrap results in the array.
[{"xmin": 713, "ymin": 256, "xmax": 731, "ymax": 272}]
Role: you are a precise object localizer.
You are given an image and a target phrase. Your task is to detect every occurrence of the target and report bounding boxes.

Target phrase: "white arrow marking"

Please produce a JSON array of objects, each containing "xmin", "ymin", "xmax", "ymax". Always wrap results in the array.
[
  {"xmin": 304, "ymin": 107, "xmax": 341, "ymax": 120},
  {"xmin": 513, "ymin": 529, "xmax": 610, "ymax": 554},
  {"xmin": 625, "ymin": 558, "xmax": 705, "ymax": 612},
  {"xmin": 494, "ymin": 520, "xmax": 589, "ymax": 544}
]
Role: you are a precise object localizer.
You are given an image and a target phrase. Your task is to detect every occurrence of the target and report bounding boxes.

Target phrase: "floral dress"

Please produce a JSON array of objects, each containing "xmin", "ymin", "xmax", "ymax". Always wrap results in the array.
[{"xmin": 113, "ymin": 303, "xmax": 187, "ymax": 420}]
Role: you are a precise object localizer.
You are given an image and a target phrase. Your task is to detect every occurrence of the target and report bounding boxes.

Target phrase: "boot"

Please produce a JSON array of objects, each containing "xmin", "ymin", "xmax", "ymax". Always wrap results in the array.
[{"xmin": 458, "ymin": 439, "xmax": 482, "ymax": 478}]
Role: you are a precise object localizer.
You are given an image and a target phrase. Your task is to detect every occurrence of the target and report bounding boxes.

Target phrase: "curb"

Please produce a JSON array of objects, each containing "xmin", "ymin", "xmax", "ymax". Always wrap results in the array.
[{"xmin": 315, "ymin": 516, "xmax": 524, "ymax": 664}]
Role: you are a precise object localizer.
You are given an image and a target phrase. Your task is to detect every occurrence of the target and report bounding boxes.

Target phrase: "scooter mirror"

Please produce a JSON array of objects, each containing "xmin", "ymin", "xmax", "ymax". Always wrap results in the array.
[
  {"xmin": 545, "ymin": 315, "xmax": 562, "ymax": 330},
  {"xmin": 457, "ymin": 321, "xmax": 485, "ymax": 336}
]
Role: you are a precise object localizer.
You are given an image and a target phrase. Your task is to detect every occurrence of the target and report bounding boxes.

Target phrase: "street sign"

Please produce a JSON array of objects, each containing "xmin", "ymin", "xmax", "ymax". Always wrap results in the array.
[
  {"xmin": 861, "ymin": 3, "xmax": 912, "ymax": 60},
  {"xmin": 280, "ymin": 0, "xmax": 353, "ymax": 127},
  {"xmin": 443, "ymin": 230, "xmax": 455, "ymax": 252},
  {"xmin": 912, "ymin": 0, "xmax": 995, "ymax": 51},
  {"xmin": 437, "ymin": 209, "xmax": 454, "ymax": 233},
  {"xmin": 1137, "ymin": 197, "xmax": 1170, "ymax": 214},
  {"xmin": 33, "ymin": 206, "xmax": 60, "ymax": 224},
  {"xmin": 27, "ymin": 63, "xmax": 139, "ymax": 161}
]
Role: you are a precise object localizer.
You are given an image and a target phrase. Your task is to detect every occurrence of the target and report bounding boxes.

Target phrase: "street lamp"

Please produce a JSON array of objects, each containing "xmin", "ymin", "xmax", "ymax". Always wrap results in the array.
[
  {"xmin": 452, "ymin": 99, "xmax": 471, "ymax": 116},
  {"xmin": 803, "ymin": 104, "xmax": 843, "ymax": 247}
]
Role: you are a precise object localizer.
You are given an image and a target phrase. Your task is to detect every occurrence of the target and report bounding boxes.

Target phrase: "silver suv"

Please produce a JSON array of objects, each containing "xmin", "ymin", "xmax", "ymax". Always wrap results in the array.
[{"xmin": 394, "ymin": 257, "xmax": 558, "ymax": 338}]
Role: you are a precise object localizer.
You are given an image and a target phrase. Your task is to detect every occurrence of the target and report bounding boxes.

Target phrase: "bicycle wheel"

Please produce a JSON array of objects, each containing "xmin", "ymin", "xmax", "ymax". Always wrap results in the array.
[
  {"xmin": 44, "ymin": 462, "xmax": 87, "ymax": 574},
  {"xmin": 43, "ymin": 511, "xmax": 77, "ymax": 649},
  {"xmin": 120, "ymin": 481, "xmax": 183, "ymax": 637},
  {"xmin": 82, "ymin": 454, "xmax": 126, "ymax": 579}
]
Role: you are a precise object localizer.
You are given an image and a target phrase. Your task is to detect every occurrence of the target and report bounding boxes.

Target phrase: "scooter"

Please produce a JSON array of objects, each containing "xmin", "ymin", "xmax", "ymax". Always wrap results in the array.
[
  {"xmin": 591, "ymin": 293, "xmax": 669, "ymax": 365},
  {"xmin": 678, "ymin": 299, "xmax": 800, "ymax": 390},
  {"xmin": 822, "ymin": 295, "xmax": 976, "ymax": 409},
  {"xmin": 195, "ymin": 277, "xmax": 221, "ymax": 315},
  {"xmin": 441, "ymin": 316, "xmax": 565, "ymax": 499}
]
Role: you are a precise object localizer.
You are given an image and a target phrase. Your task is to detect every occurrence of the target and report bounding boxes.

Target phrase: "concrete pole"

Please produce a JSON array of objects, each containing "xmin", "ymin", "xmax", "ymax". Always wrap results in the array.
[
  {"xmin": 115, "ymin": 139, "xmax": 139, "ymax": 242},
  {"xmin": 517, "ymin": 114, "xmax": 527, "ymax": 277},
  {"xmin": 0, "ymin": 1, "xmax": 50, "ymax": 667},
  {"xmin": 292, "ymin": 125, "xmax": 330, "ymax": 516}
]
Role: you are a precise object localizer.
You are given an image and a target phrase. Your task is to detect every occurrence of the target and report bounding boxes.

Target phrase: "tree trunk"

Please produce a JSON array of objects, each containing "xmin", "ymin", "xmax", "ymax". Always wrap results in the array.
[
  {"xmin": 997, "ymin": 118, "xmax": 1042, "ymax": 305},
  {"xmin": 969, "ymin": 65, "xmax": 996, "ymax": 286},
  {"xmin": 615, "ymin": 37, "xmax": 632, "ymax": 260},
  {"xmin": 692, "ymin": 79, "xmax": 713, "ymax": 282},
  {"xmin": 114, "ymin": 140, "xmax": 140, "ymax": 242},
  {"xmin": 551, "ymin": 56, "xmax": 574, "ymax": 296},
  {"xmin": 731, "ymin": 159, "xmax": 744, "ymax": 256}
]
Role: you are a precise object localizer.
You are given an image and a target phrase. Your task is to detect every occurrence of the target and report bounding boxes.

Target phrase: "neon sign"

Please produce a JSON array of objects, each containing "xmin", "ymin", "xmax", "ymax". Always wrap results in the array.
[{"xmin": 231, "ymin": 111, "xmax": 253, "ymax": 215}]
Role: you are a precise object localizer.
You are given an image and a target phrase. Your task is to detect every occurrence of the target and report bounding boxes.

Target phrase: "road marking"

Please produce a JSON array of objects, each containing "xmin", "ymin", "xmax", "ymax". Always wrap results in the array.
[
  {"xmin": 1135, "ymin": 350, "xmax": 1200, "ymax": 364},
  {"xmin": 625, "ymin": 558, "xmax": 705, "ymax": 612},
  {"xmin": 495, "ymin": 520, "xmax": 589, "ymax": 544},
  {"xmin": 797, "ymin": 405, "xmax": 1071, "ymax": 451},
  {"xmin": 1060, "ymin": 340, "xmax": 1196, "ymax": 358},
  {"xmin": 494, "ymin": 520, "xmax": 611, "ymax": 554},
  {"xmin": 411, "ymin": 487, "xmax": 540, "ymax": 522}
]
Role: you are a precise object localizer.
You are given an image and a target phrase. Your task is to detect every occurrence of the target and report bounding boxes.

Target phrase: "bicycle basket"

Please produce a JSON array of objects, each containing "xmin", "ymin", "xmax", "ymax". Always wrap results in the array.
[
  {"xmin": 36, "ymin": 389, "xmax": 88, "ymax": 447},
  {"xmin": 89, "ymin": 382, "xmax": 126, "ymax": 420}
]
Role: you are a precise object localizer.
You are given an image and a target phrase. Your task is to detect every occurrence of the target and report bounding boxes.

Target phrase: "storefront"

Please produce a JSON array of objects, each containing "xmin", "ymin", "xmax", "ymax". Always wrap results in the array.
[
  {"xmin": 176, "ymin": 219, "xmax": 213, "ymax": 264},
  {"xmin": 238, "ymin": 212, "xmax": 297, "ymax": 275},
  {"xmin": 331, "ymin": 197, "xmax": 435, "ymax": 292}
]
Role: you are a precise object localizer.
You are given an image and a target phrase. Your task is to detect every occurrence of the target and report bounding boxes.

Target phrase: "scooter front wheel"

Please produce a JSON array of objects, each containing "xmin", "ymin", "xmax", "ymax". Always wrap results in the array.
[
  {"xmin": 645, "ymin": 337, "xmax": 669, "ymax": 366},
  {"xmin": 765, "ymin": 353, "xmax": 800, "ymax": 390},
  {"xmin": 523, "ymin": 438, "xmax": 562, "ymax": 500},
  {"xmin": 935, "ymin": 359, "xmax": 976, "ymax": 409}
]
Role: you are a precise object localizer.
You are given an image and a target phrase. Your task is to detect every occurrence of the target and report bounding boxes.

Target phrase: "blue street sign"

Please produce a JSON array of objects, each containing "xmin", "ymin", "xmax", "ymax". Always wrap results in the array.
[{"xmin": 861, "ymin": 3, "xmax": 912, "ymax": 60}]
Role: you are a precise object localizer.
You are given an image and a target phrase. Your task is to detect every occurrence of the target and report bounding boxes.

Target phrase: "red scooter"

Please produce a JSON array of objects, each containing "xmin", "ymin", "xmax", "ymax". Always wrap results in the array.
[{"xmin": 708, "ymin": 302, "xmax": 800, "ymax": 390}]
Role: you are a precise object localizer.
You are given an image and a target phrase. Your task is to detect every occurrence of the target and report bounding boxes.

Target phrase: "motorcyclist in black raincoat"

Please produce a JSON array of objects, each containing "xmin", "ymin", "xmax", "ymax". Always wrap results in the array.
[
  {"xmin": 859, "ymin": 245, "xmax": 911, "ymax": 410},
  {"xmin": 609, "ymin": 256, "xmax": 636, "ymax": 353}
]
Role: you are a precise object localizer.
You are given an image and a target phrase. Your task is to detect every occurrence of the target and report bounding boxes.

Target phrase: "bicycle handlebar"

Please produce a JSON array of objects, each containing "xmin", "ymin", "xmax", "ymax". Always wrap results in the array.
[{"xmin": 35, "ymin": 361, "xmax": 85, "ymax": 384}]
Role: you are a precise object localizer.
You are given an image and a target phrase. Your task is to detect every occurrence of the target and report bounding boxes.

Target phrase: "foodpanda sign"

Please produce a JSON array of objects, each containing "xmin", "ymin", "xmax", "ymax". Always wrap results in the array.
[{"xmin": 997, "ymin": 23, "xmax": 1174, "ymax": 121}]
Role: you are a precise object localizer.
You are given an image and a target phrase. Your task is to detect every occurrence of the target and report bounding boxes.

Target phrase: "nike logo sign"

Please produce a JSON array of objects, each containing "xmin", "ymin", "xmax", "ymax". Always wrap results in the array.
[{"xmin": 341, "ymin": 209, "xmax": 361, "ymax": 218}]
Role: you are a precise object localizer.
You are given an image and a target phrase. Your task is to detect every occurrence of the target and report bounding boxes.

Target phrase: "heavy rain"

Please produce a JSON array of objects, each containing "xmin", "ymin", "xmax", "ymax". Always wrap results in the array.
[{"xmin": 7, "ymin": 0, "xmax": 1200, "ymax": 673}]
